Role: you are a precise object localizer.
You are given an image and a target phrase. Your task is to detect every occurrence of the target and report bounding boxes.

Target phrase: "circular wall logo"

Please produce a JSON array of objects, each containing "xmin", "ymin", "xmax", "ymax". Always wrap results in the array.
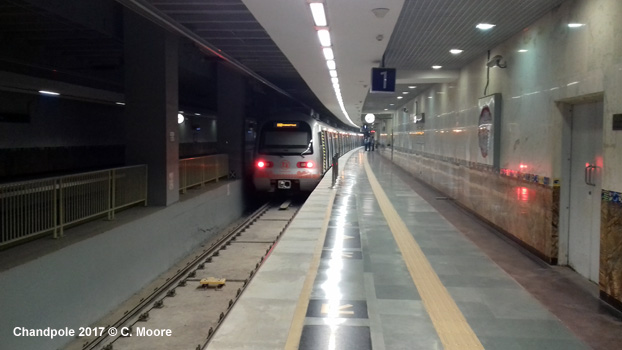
[{"xmin": 478, "ymin": 106, "xmax": 492, "ymax": 158}]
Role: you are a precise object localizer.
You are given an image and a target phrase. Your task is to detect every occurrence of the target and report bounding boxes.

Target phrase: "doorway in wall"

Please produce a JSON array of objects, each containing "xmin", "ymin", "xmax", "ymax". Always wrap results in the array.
[{"xmin": 563, "ymin": 99, "xmax": 603, "ymax": 283}]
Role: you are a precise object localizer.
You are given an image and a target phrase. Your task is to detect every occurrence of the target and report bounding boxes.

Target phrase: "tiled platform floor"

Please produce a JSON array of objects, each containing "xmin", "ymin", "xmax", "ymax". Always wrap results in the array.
[{"xmin": 209, "ymin": 149, "xmax": 620, "ymax": 350}]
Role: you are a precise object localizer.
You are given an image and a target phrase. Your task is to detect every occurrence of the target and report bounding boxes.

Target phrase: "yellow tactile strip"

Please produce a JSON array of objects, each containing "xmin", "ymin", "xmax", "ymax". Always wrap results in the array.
[{"xmin": 363, "ymin": 154, "xmax": 485, "ymax": 350}]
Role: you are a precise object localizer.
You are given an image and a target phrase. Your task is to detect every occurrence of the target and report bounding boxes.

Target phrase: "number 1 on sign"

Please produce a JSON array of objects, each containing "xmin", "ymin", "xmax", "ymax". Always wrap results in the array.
[{"xmin": 380, "ymin": 71, "xmax": 387, "ymax": 89}]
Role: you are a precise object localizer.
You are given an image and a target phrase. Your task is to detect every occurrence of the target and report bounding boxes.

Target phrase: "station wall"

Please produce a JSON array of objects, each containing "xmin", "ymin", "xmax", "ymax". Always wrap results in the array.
[
  {"xmin": 0, "ymin": 91, "xmax": 126, "ymax": 178},
  {"xmin": 384, "ymin": 0, "xmax": 622, "ymax": 310},
  {"xmin": 0, "ymin": 91, "xmax": 124, "ymax": 149}
]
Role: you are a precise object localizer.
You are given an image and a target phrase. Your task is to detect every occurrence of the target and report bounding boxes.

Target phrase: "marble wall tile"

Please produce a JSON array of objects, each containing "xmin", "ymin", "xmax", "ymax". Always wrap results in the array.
[{"xmin": 600, "ymin": 192, "xmax": 622, "ymax": 302}]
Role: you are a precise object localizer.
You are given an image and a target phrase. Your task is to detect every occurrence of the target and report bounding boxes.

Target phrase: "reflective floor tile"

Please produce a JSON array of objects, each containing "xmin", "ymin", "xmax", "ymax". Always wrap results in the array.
[
  {"xmin": 324, "ymin": 233, "xmax": 361, "ymax": 249},
  {"xmin": 374, "ymin": 283, "xmax": 420, "ymax": 300},
  {"xmin": 328, "ymin": 219, "xmax": 359, "ymax": 228},
  {"xmin": 379, "ymin": 314, "xmax": 442, "ymax": 349},
  {"xmin": 299, "ymin": 325, "xmax": 372, "ymax": 350},
  {"xmin": 326, "ymin": 227, "xmax": 361, "ymax": 236},
  {"xmin": 468, "ymin": 318, "xmax": 580, "ymax": 339},
  {"xmin": 306, "ymin": 299, "xmax": 368, "ymax": 318},
  {"xmin": 454, "ymin": 301, "xmax": 497, "ymax": 320},
  {"xmin": 310, "ymin": 280, "xmax": 367, "ymax": 300},
  {"xmin": 321, "ymin": 249, "xmax": 363, "ymax": 260}
]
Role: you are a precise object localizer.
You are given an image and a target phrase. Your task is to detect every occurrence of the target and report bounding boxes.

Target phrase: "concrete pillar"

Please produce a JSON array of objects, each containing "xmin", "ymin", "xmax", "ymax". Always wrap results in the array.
[
  {"xmin": 217, "ymin": 63, "xmax": 246, "ymax": 180},
  {"xmin": 123, "ymin": 9, "xmax": 179, "ymax": 206}
]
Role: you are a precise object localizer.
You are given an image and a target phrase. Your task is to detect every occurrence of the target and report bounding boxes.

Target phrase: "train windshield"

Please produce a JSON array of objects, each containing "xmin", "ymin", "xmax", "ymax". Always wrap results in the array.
[{"xmin": 258, "ymin": 122, "xmax": 313, "ymax": 155}]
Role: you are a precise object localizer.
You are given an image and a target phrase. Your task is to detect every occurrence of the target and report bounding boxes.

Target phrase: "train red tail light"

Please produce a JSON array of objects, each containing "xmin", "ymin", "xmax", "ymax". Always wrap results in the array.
[
  {"xmin": 256, "ymin": 160, "xmax": 273, "ymax": 168},
  {"xmin": 297, "ymin": 161, "xmax": 314, "ymax": 168}
]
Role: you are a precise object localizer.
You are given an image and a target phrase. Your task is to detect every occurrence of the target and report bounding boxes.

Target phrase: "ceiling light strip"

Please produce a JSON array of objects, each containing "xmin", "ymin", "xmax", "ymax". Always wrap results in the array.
[
  {"xmin": 309, "ymin": 1, "xmax": 358, "ymax": 127},
  {"xmin": 323, "ymin": 47, "xmax": 334, "ymax": 60},
  {"xmin": 310, "ymin": 2, "xmax": 327, "ymax": 26},
  {"xmin": 317, "ymin": 29, "xmax": 331, "ymax": 47}
]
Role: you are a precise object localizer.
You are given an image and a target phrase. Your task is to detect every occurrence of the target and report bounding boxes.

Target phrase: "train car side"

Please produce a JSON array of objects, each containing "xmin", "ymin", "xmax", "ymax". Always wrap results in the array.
[{"xmin": 252, "ymin": 114, "xmax": 360, "ymax": 192}]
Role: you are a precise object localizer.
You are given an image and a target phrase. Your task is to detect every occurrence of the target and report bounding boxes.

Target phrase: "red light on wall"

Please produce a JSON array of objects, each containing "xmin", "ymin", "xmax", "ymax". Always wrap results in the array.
[{"xmin": 516, "ymin": 187, "xmax": 529, "ymax": 202}]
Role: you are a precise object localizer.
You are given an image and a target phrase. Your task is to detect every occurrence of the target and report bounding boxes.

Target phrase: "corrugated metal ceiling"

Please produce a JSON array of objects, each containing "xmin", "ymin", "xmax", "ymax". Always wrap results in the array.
[{"xmin": 385, "ymin": 0, "xmax": 564, "ymax": 70}]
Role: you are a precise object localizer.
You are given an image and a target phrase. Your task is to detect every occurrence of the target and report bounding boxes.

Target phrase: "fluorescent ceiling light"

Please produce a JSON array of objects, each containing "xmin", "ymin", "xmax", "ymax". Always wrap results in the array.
[
  {"xmin": 518, "ymin": 49, "xmax": 528, "ymax": 53},
  {"xmin": 39, "ymin": 90, "xmax": 60, "ymax": 96},
  {"xmin": 195, "ymin": 113, "xmax": 201, "ymax": 116},
  {"xmin": 115, "ymin": 102, "xmax": 125, "ymax": 105},
  {"xmin": 397, "ymin": 96, "xmax": 403, "ymax": 99},
  {"xmin": 408, "ymin": 86, "xmax": 416, "ymax": 89},
  {"xmin": 310, "ymin": 3, "xmax": 327, "ymax": 27},
  {"xmin": 568, "ymin": 23, "xmax": 585, "ymax": 28},
  {"xmin": 450, "ymin": 49, "xmax": 463, "ymax": 54},
  {"xmin": 308, "ymin": 3, "xmax": 357, "ymax": 128},
  {"xmin": 389, "ymin": 103, "xmax": 395, "ymax": 106},
  {"xmin": 317, "ymin": 29, "xmax": 331, "ymax": 47},
  {"xmin": 432, "ymin": 65, "xmax": 442, "ymax": 69},
  {"xmin": 476, "ymin": 23, "xmax": 496, "ymax": 30},
  {"xmin": 323, "ymin": 47, "xmax": 334, "ymax": 60},
  {"xmin": 402, "ymin": 91, "xmax": 409, "ymax": 94}
]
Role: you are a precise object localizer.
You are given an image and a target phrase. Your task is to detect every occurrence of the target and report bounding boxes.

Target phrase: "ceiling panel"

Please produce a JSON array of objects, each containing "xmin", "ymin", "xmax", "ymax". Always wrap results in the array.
[{"xmin": 385, "ymin": 0, "xmax": 565, "ymax": 70}]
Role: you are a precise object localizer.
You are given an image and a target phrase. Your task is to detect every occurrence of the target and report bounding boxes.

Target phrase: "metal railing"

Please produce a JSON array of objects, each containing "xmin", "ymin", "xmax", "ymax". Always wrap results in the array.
[
  {"xmin": 179, "ymin": 154, "xmax": 229, "ymax": 194},
  {"xmin": 0, "ymin": 165, "xmax": 147, "ymax": 247}
]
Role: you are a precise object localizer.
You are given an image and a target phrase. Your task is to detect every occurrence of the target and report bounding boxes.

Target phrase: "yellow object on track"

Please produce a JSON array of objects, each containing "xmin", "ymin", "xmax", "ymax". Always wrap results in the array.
[{"xmin": 200, "ymin": 278, "xmax": 226, "ymax": 287}]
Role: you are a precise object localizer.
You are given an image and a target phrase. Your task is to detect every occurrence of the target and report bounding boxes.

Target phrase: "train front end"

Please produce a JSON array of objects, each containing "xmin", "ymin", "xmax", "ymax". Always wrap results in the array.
[{"xmin": 253, "ymin": 120, "xmax": 321, "ymax": 192}]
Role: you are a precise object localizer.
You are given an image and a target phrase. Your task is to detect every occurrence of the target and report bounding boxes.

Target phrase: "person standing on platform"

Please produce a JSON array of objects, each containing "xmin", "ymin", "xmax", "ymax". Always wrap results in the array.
[
  {"xmin": 370, "ymin": 135, "xmax": 375, "ymax": 151},
  {"xmin": 364, "ymin": 136, "xmax": 370, "ymax": 151}
]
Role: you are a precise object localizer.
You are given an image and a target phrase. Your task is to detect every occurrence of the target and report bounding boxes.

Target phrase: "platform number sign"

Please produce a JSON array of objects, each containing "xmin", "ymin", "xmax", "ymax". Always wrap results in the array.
[{"xmin": 370, "ymin": 68, "xmax": 396, "ymax": 93}]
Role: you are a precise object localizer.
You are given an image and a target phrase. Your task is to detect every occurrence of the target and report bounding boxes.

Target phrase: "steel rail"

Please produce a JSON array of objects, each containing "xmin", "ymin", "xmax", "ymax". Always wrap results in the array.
[
  {"xmin": 200, "ymin": 200, "xmax": 300, "ymax": 350},
  {"xmin": 82, "ymin": 201, "xmax": 273, "ymax": 350}
]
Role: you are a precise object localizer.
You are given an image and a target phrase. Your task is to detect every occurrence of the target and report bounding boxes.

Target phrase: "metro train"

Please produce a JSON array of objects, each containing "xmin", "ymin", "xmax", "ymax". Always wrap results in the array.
[{"xmin": 252, "ymin": 112, "xmax": 361, "ymax": 192}]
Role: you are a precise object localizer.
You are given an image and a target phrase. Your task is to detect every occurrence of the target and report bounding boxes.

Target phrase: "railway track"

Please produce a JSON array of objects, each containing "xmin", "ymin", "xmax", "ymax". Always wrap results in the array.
[{"xmin": 71, "ymin": 198, "xmax": 304, "ymax": 350}]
